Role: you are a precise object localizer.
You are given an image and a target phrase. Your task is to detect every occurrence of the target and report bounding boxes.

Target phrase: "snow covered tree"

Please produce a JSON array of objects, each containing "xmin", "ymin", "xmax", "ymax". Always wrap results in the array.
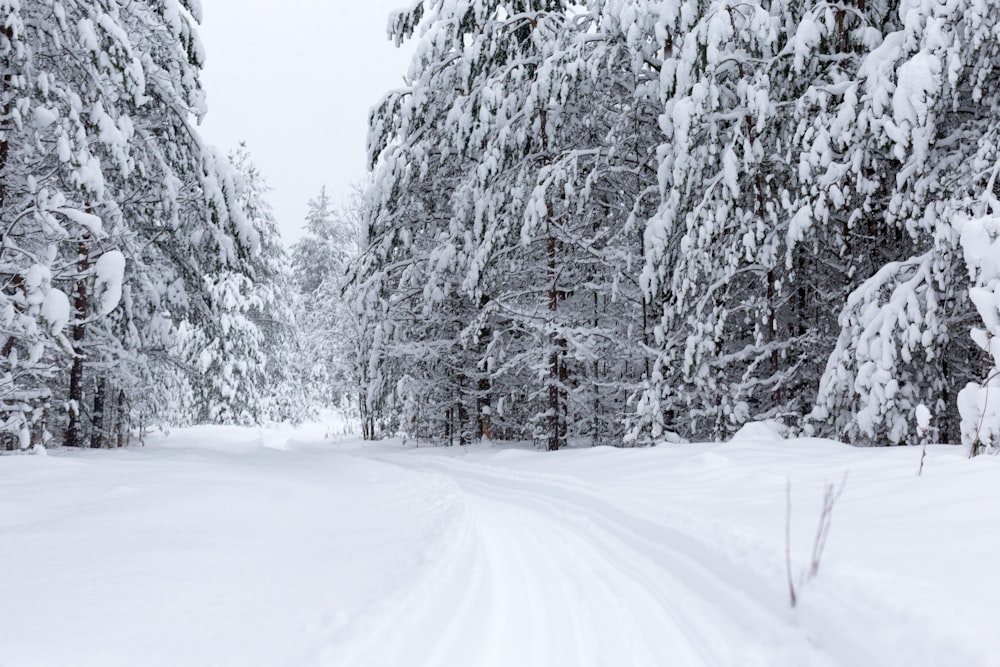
[
  {"xmin": 356, "ymin": 1, "xmax": 493, "ymax": 444},
  {"xmin": 359, "ymin": 0, "xmax": 1000, "ymax": 449},
  {"xmin": 184, "ymin": 143, "xmax": 307, "ymax": 425},
  {"xmin": 807, "ymin": 0, "xmax": 996, "ymax": 446},
  {"xmin": 292, "ymin": 186, "xmax": 363, "ymax": 417},
  {"xmin": 611, "ymin": 0, "xmax": 855, "ymax": 442},
  {"xmin": 361, "ymin": 0, "xmax": 664, "ymax": 448},
  {"xmin": 0, "ymin": 0, "xmax": 140, "ymax": 447},
  {"xmin": 292, "ymin": 187, "xmax": 356, "ymax": 294},
  {"xmin": 0, "ymin": 0, "xmax": 269, "ymax": 446},
  {"xmin": 624, "ymin": 0, "xmax": 988, "ymax": 445}
]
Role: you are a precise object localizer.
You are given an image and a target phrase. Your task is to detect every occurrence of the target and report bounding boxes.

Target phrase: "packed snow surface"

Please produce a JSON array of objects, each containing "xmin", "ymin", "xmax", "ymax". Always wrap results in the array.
[{"xmin": 2, "ymin": 419, "xmax": 998, "ymax": 666}]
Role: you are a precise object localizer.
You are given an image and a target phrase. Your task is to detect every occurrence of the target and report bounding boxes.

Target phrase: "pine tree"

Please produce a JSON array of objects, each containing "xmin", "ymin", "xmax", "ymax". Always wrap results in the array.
[
  {"xmin": 363, "ymin": 0, "xmax": 664, "ymax": 448},
  {"xmin": 809, "ymin": 0, "xmax": 995, "ymax": 446},
  {"xmin": 358, "ymin": 0, "xmax": 1000, "ymax": 449},
  {"xmin": 0, "ymin": 0, "xmax": 270, "ymax": 446},
  {"xmin": 292, "ymin": 186, "xmax": 363, "ymax": 419}
]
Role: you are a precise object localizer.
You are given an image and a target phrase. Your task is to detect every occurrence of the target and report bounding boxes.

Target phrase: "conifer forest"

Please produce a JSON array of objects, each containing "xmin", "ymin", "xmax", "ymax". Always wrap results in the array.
[
  {"xmin": 352, "ymin": 0, "xmax": 1000, "ymax": 452},
  {"xmin": 3, "ymin": 0, "xmax": 1000, "ymax": 454},
  {"xmin": 5, "ymin": 2, "xmax": 1000, "ymax": 665}
]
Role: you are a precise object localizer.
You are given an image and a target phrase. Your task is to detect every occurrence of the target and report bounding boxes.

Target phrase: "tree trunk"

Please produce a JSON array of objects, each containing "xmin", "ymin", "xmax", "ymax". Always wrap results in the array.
[
  {"xmin": 540, "ymin": 110, "xmax": 565, "ymax": 451},
  {"xmin": 445, "ymin": 387, "xmax": 453, "ymax": 445},
  {"xmin": 64, "ymin": 239, "xmax": 89, "ymax": 448},
  {"xmin": 477, "ymin": 294, "xmax": 492, "ymax": 440},
  {"xmin": 457, "ymin": 372, "xmax": 468, "ymax": 446},
  {"xmin": 116, "ymin": 388, "xmax": 127, "ymax": 447},
  {"xmin": 90, "ymin": 376, "xmax": 106, "ymax": 449},
  {"xmin": 358, "ymin": 391, "xmax": 369, "ymax": 440},
  {"xmin": 593, "ymin": 292, "xmax": 600, "ymax": 446},
  {"xmin": 0, "ymin": 47, "xmax": 12, "ymax": 235},
  {"xmin": 547, "ymin": 233, "xmax": 563, "ymax": 451}
]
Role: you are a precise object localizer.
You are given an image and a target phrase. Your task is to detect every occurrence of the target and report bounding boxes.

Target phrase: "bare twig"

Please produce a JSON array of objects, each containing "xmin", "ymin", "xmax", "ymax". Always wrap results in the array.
[
  {"xmin": 785, "ymin": 473, "xmax": 848, "ymax": 608},
  {"xmin": 916, "ymin": 404, "xmax": 932, "ymax": 476},
  {"xmin": 806, "ymin": 473, "xmax": 848, "ymax": 582},
  {"xmin": 785, "ymin": 477, "xmax": 796, "ymax": 608},
  {"xmin": 971, "ymin": 365, "xmax": 1000, "ymax": 458}
]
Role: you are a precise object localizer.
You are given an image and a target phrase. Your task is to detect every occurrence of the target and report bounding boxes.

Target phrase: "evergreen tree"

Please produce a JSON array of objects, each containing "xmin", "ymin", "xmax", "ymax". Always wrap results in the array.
[
  {"xmin": 361, "ymin": 0, "xmax": 661, "ymax": 448},
  {"xmin": 357, "ymin": 0, "xmax": 1000, "ymax": 449},
  {"xmin": 292, "ymin": 186, "xmax": 363, "ymax": 419},
  {"xmin": 0, "ymin": 0, "xmax": 274, "ymax": 446},
  {"xmin": 185, "ymin": 143, "xmax": 307, "ymax": 425},
  {"xmin": 808, "ymin": 0, "xmax": 995, "ymax": 446}
]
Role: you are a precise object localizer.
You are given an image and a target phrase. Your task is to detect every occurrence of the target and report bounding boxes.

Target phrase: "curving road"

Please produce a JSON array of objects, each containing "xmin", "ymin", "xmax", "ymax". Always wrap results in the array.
[
  {"xmin": 4, "ymin": 428, "xmax": 985, "ymax": 667},
  {"xmin": 329, "ymin": 448, "xmax": 859, "ymax": 667}
]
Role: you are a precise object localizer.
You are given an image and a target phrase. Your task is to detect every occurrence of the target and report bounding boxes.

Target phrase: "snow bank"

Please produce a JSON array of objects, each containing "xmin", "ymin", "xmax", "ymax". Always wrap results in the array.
[
  {"xmin": 728, "ymin": 419, "xmax": 789, "ymax": 441},
  {"xmin": 0, "ymin": 423, "xmax": 466, "ymax": 667}
]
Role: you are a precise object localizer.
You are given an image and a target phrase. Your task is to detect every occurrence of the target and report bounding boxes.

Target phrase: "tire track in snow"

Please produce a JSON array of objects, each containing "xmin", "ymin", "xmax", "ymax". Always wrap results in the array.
[
  {"xmin": 299, "ymin": 459, "xmax": 476, "ymax": 667},
  {"xmin": 445, "ymin": 493, "xmax": 678, "ymax": 667},
  {"xmin": 359, "ymin": 451, "xmax": 879, "ymax": 667},
  {"xmin": 438, "ymin": 468, "xmax": 792, "ymax": 666},
  {"xmin": 431, "ymin": 455, "xmax": 980, "ymax": 667},
  {"xmin": 464, "ymin": 492, "xmax": 709, "ymax": 667}
]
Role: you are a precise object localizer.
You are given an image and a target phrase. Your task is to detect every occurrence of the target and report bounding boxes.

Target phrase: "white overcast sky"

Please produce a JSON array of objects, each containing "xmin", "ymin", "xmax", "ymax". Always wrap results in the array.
[{"xmin": 197, "ymin": 1, "xmax": 413, "ymax": 245}]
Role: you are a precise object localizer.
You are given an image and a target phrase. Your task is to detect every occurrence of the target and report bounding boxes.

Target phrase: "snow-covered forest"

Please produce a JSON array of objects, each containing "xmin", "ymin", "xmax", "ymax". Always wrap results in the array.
[
  {"xmin": 5, "ymin": 1, "xmax": 1000, "ymax": 666},
  {"xmin": 3, "ymin": 0, "xmax": 1000, "ymax": 454},
  {"xmin": 354, "ymin": 0, "xmax": 1000, "ymax": 452},
  {"xmin": 0, "ymin": 0, "xmax": 317, "ymax": 450}
]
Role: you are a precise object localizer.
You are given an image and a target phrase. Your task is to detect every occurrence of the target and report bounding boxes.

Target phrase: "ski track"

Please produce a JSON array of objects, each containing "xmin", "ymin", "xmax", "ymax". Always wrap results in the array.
[
  {"xmin": 332, "ymin": 449, "xmax": 861, "ymax": 667},
  {"xmin": 299, "ymin": 464, "xmax": 476, "ymax": 667},
  {"xmin": 335, "ymin": 446, "xmax": 989, "ymax": 667}
]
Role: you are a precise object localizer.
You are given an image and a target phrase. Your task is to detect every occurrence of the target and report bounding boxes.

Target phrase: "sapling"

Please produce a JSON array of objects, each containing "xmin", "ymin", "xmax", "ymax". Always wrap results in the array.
[
  {"xmin": 785, "ymin": 479, "xmax": 796, "ymax": 608},
  {"xmin": 916, "ymin": 404, "xmax": 931, "ymax": 476},
  {"xmin": 785, "ymin": 473, "xmax": 848, "ymax": 608}
]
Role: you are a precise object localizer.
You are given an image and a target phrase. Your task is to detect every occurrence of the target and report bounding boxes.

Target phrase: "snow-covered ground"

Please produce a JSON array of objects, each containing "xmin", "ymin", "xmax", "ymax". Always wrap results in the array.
[{"xmin": 2, "ymin": 418, "xmax": 998, "ymax": 666}]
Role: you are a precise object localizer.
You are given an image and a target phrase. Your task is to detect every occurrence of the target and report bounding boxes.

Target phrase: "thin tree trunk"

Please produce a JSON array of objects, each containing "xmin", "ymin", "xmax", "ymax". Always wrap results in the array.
[
  {"xmin": 116, "ymin": 388, "xmax": 127, "ymax": 447},
  {"xmin": 64, "ymin": 239, "xmax": 89, "ymax": 448},
  {"xmin": 90, "ymin": 376, "xmax": 106, "ymax": 448},
  {"xmin": 558, "ymin": 330, "xmax": 567, "ymax": 445},
  {"xmin": 477, "ymin": 294, "xmax": 492, "ymax": 440},
  {"xmin": 547, "ymin": 232, "xmax": 562, "ymax": 451},
  {"xmin": 458, "ymin": 372, "xmax": 468, "ymax": 446},
  {"xmin": 540, "ymin": 103, "xmax": 564, "ymax": 452},
  {"xmin": 358, "ymin": 391, "xmax": 370, "ymax": 440},
  {"xmin": 593, "ymin": 291, "xmax": 600, "ymax": 446},
  {"xmin": 0, "ymin": 46, "xmax": 12, "ymax": 250}
]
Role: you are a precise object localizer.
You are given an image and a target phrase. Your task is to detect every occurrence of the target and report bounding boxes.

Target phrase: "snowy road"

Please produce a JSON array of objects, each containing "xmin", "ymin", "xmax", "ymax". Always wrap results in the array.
[
  {"xmin": 341, "ymin": 452, "xmax": 830, "ymax": 667},
  {"xmin": 2, "ymin": 423, "xmax": 999, "ymax": 666}
]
